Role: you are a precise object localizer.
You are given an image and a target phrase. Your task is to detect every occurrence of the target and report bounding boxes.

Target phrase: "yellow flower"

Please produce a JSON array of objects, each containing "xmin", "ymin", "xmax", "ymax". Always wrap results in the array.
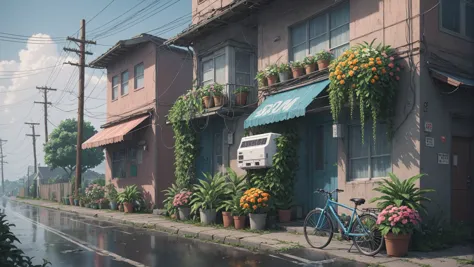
[
  {"xmin": 372, "ymin": 67, "xmax": 377, "ymax": 72},
  {"xmin": 364, "ymin": 64, "xmax": 369, "ymax": 68},
  {"xmin": 329, "ymin": 72, "xmax": 334, "ymax": 77},
  {"xmin": 337, "ymin": 75, "xmax": 342, "ymax": 80},
  {"xmin": 354, "ymin": 51, "xmax": 359, "ymax": 55},
  {"xmin": 349, "ymin": 70, "xmax": 354, "ymax": 76},
  {"xmin": 368, "ymin": 61, "xmax": 374, "ymax": 66},
  {"xmin": 340, "ymin": 80, "xmax": 345, "ymax": 85},
  {"xmin": 253, "ymin": 205, "xmax": 257, "ymax": 210},
  {"xmin": 353, "ymin": 59, "xmax": 358, "ymax": 64},
  {"xmin": 371, "ymin": 79, "xmax": 376, "ymax": 84},
  {"xmin": 244, "ymin": 203, "xmax": 249, "ymax": 209},
  {"xmin": 353, "ymin": 66, "xmax": 358, "ymax": 71},
  {"xmin": 340, "ymin": 62, "xmax": 346, "ymax": 67},
  {"xmin": 369, "ymin": 58, "xmax": 374, "ymax": 61},
  {"xmin": 342, "ymin": 74, "xmax": 346, "ymax": 78}
]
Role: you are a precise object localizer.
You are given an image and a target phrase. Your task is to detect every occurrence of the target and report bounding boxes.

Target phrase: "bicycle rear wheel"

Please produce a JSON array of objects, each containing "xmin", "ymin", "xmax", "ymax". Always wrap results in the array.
[
  {"xmin": 303, "ymin": 208, "xmax": 334, "ymax": 249},
  {"xmin": 351, "ymin": 213, "xmax": 384, "ymax": 256}
]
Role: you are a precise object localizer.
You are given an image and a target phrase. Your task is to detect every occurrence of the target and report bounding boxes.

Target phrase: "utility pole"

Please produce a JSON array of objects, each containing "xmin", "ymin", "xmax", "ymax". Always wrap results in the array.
[
  {"xmin": 25, "ymin": 122, "xmax": 40, "ymax": 198},
  {"xmin": 64, "ymin": 19, "xmax": 96, "ymax": 198},
  {"xmin": 0, "ymin": 139, "xmax": 7, "ymax": 194},
  {"xmin": 35, "ymin": 86, "xmax": 57, "ymax": 144}
]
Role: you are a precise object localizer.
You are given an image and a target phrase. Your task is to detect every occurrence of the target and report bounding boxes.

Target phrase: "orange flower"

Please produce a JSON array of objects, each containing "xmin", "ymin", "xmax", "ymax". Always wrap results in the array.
[
  {"xmin": 342, "ymin": 74, "xmax": 346, "ymax": 78},
  {"xmin": 371, "ymin": 79, "xmax": 376, "ymax": 84},
  {"xmin": 376, "ymin": 57, "xmax": 381, "ymax": 61},
  {"xmin": 337, "ymin": 75, "xmax": 342, "ymax": 80},
  {"xmin": 374, "ymin": 75, "xmax": 379, "ymax": 80},
  {"xmin": 377, "ymin": 61, "xmax": 383, "ymax": 65},
  {"xmin": 253, "ymin": 205, "xmax": 257, "ymax": 210},
  {"xmin": 354, "ymin": 51, "xmax": 359, "ymax": 55},
  {"xmin": 261, "ymin": 193, "xmax": 269, "ymax": 197},
  {"xmin": 353, "ymin": 66, "xmax": 359, "ymax": 71},
  {"xmin": 368, "ymin": 61, "xmax": 374, "ymax": 66},
  {"xmin": 381, "ymin": 68, "xmax": 387, "ymax": 74},
  {"xmin": 369, "ymin": 58, "xmax": 374, "ymax": 61},
  {"xmin": 347, "ymin": 60, "xmax": 352, "ymax": 65},
  {"xmin": 341, "ymin": 62, "xmax": 346, "ymax": 67},
  {"xmin": 364, "ymin": 64, "xmax": 369, "ymax": 68},
  {"xmin": 349, "ymin": 70, "xmax": 354, "ymax": 76},
  {"xmin": 329, "ymin": 72, "xmax": 333, "ymax": 77},
  {"xmin": 253, "ymin": 193, "xmax": 259, "ymax": 197},
  {"xmin": 372, "ymin": 67, "xmax": 377, "ymax": 72},
  {"xmin": 353, "ymin": 59, "xmax": 358, "ymax": 64},
  {"xmin": 250, "ymin": 198, "xmax": 255, "ymax": 203},
  {"xmin": 262, "ymin": 197, "xmax": 268, "ymax": 202},
  {"xmin": 244, "ymin": 203, "xmax": 249, "ymax": 209},
  {"xmin": 257, "ymin": 198, "xmax": 263, "ymax": 203},
  {"xmin": 340, "ymin": 80, "xmax": 345, "ymax": 85}
]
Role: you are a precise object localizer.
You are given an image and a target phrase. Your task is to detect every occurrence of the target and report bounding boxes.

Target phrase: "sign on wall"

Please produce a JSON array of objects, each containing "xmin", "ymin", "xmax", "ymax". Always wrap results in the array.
[
  {"xmin": 437, "ymin": 153, "xmax": 449, "ymax": 165},
  {"xmin": 424, "ymin": 121, "xmax": 433, "ymax": 132},
  {"xmin": 425, "ymin": 137, "xmax": 434, "ymax": 147}
]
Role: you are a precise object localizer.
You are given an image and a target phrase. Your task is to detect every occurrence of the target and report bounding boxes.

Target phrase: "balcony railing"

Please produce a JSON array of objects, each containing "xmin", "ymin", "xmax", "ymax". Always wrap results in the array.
[{"xmin": 208, "ymin": 83, "xmax": 257, "ymax": 109}]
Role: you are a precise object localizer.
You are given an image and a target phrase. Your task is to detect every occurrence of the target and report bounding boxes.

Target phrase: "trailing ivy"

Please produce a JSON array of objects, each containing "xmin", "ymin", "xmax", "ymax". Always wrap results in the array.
[
  {"xmin": 168, "ymin": 89, "xmax": 203, "ymax": 188},
  {"xmin": 328, "ymin": 40, "xmax": 400, "ymax": 142}
]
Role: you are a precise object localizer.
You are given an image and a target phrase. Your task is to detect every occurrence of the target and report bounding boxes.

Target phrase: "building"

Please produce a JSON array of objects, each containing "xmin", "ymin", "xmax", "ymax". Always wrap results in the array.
[
  {"xmin": 84, "ymin": 34, "xmax": 192, "ymax": 207},
  {"xmin": 167, "ymin": 0, "xmax": 474, "ymax": 222}
]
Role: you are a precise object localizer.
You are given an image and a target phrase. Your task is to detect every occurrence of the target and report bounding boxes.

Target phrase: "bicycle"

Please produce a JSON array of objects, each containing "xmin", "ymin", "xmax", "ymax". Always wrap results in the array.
[{"xmin": 303, "ymin": 188, "xmax": 384, "ymax": 256}]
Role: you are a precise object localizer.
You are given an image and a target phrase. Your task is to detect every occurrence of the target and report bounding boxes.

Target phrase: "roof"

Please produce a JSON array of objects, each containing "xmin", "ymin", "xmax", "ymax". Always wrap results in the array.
[
  {"xmin": 90, "ymin": 33, "xmax": 188, "ymax": 68},
  {"xmin": 430, "ymin": 68, "xmax": 474, "ymax": 87},
  {"xmin": 165, "ymin": 0, "xmax": 274, "ymax": 46},
  {"xmin": 37, "ymin": 167, "xmax": 68, "ymax": 181}
]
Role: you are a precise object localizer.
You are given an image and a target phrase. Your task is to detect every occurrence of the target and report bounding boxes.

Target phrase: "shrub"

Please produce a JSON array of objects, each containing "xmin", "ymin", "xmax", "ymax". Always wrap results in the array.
[
  {"xmin": 376, "ymin": 205, "xmax": 421, "ymax": 236},
  {"xmin": 163, "ymin": 183, "xmax": 184, "ymax": 215},
  {"xmin": 240, "ymin": 188, "xmax": 270, "ymax": 214},
  {"xmin": 173, "ymin": 191, "xmax": 192, "ymax": 208},
  {"xmin": 117, "ymin": 185, "xmax": 141, "ymax": 204},
  {"xmin": 190, "ymin": 172, "xmax": 227, "ymax": 213}
]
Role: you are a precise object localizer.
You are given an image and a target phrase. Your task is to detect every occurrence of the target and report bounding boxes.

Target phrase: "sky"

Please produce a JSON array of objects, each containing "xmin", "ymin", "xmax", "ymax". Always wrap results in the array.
[{"xmin": 0, "ymin": 0, "xmax": 191, "ymax": 180}]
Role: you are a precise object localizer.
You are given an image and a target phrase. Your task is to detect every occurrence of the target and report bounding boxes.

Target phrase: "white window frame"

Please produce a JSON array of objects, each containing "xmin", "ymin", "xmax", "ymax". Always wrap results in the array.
[
  {"xmin": 200, "ymin": 48, "xmax": 227, "ymax": 86},
  {"xmin": 290, "ymin": 1, "xmax": 350, "ymax": 61},
  {"xmin": 439, "ymin": 0, "xmax": 474, "ymax": 41},
  {"xmin": 121, "ymin": 70, "xmax": 129, "ymax": 96},
  {"xmin": 112, "ymin": 75, "xmax": 119, "ymax": 101},
  {"xmin": 134, "ymin": 63, "xmax": 144, "ymax": 89},
  {"xmin": 347, "ymin": 123, "xmax": 392, "ymax": 181}
]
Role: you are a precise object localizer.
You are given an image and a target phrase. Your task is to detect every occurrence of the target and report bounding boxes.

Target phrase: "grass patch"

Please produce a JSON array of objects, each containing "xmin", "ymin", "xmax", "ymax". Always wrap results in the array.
[
  {"xmin": 451, "ymin": 257, "xmax": 474, "ymax": 265},
  {"xmin": 275, "ymin": 243, "xmax": 304, "ymax": 253}
]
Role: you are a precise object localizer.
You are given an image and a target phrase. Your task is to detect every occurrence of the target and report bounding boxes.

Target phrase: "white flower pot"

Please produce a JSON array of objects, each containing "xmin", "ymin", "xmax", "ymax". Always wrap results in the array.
[
  {"xmin": 249, "ymin": 213, "xmax": 267, "ymax": 230},
  {"xmin": 279, "ymin": 72, "xmax": 290, "ymax": 82},
  {"xmin": 178, "ymin": 207, "xmax": 191, "ymax": 221},
  {"xmin": 200, "ymin": 209, "xmax": 217, "ymax": 225}
]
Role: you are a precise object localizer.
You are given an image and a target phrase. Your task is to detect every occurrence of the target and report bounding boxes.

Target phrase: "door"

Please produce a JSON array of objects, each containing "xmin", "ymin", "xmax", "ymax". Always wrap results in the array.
[{"xmin": 451, "ymin": 137, "xmax": 474, "ymax": 222}]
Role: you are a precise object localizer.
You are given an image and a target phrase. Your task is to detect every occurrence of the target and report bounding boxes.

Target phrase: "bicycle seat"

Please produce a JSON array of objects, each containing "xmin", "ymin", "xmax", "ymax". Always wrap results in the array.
[{"xmin": 350, "ymin": 198, "xmax": 365, "ymax": 206}]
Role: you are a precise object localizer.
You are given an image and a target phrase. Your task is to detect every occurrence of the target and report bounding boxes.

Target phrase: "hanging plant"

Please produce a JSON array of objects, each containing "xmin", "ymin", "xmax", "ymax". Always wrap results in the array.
[
  {"xmin": 328, "ymin": 40, "xmax": 401, "ymax": 142},
  {"xmin": 168, "ymin": 88, "xmax": 203, "ymax": 188}
]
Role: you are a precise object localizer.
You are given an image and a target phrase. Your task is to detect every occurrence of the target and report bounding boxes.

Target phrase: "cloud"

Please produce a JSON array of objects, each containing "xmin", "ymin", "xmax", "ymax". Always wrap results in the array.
[{"xmin": 0, "ymin": 34, "xmax": 107, "ymax": 179}]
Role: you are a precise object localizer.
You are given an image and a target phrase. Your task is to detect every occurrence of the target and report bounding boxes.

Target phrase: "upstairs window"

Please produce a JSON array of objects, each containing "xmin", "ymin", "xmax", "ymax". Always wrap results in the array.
[
  {"xmin": 112, "ymin": 76, "xmax": 119, "ymax": 101},
  {"xmin": 440, "ymin": 0, "xmax": 474, "ymax": 40},
  {"xmin": 235, "ymin": 50, "xmax": 252, "ymax": 86},
  {"xmin": 134, "ymin": 63, "xmax": 144, "ymax": 89},
  {"xmin": 121, "ymin": 71, "xmax": 129, "ymax": 95},
  {"xmin": 201, "ymin": 49, "xmax": 226, "ymax": 86},
  {"xmin": 290, "ymin": 1, "xmax": 350, "ymax": 61}
]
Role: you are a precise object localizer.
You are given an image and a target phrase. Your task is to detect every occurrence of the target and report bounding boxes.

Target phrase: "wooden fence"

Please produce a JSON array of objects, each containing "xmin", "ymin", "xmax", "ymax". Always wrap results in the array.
[
  {"xmin": 18, "ymin": 188, "xmax": 26, "ymax": 198},
  {"xmin": 39, "ymin": 182, "xmax": 73, "ymax": 202}
]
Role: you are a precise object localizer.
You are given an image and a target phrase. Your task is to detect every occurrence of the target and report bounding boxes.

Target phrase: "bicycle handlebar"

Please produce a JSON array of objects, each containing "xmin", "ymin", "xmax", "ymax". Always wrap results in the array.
[{"xmin": 313, "ymin": 188, "xmax": 344, "ymax": 195}]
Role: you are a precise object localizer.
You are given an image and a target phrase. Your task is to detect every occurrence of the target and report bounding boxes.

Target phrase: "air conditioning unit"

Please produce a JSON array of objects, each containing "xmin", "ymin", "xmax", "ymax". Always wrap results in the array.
[{"xmin": 237, "ymin": 133, "xmax": 281, "ymax": 169}]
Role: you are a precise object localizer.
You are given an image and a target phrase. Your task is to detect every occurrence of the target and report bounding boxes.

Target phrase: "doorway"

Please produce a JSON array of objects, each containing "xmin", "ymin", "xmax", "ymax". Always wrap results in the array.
[{"xmin": 451, "ymin": 137, "xmax": 474, "ymax": 222}]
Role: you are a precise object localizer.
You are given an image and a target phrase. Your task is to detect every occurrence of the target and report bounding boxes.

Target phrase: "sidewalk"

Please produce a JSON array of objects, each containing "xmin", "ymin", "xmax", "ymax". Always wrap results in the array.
[{"xmin": 12, "ymin": 198, "xmax": 474, "ymax": 267}]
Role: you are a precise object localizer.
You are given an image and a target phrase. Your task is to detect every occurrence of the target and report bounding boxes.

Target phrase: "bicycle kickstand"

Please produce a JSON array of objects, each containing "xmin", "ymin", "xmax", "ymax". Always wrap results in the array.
[{"xmin": 348, "ymin": 242, "xmax": 354, "ymax": 253}]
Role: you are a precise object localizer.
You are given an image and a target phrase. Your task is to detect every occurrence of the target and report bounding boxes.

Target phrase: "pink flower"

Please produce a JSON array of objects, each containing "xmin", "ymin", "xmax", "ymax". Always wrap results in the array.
[
  {"xmin": 390, "ymin": 56, "xmax": 395, "ymax": 61},
  {"xmin": 389, "ymin": 72, "xmax": 394, "ymax": 76},
  {"xmin": 388, "ymin": 216, "xmax": 393, "ymax": 221},
  {"xmin": 386, "ymin": 205, "xmax": 393, "ymax": 209},
  {"xmin": 402, "ymin": 219, "xmax": 408, "ymax": 224},
  {"xmin": 391, "ymin": 222, "xmax": 396, "ymax": 227},
  {"xmin": 388, "ymin": 63, "xmax": 394, "ymax": 68}
]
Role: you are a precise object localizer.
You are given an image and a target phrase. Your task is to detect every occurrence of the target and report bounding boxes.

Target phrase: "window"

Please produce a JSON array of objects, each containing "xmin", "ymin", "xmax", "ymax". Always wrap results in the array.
[
  {"xmin": 440, "ymin": 0, "xmax": 474, "ymax": 39},
  {"xmin": 348, "ymin": 123, "xmax": 391, "ymax": 180},
  {"xmin": 290, "ymin": 2, "xmax": 350, "ymax": 61},
  {"xmin": 134, "ymin": 63, "xmax": 144, "ymax": 89},
  {"xmin": 235, "ymin": 51, "xmax": 252, "ymax": 86},
  {"xmin": 112, "ymin": 76, "xmax": 119, "ymax": 101},
  {"xmin": 112, "ymin": 150, "xmax": 126, "ymax": 178},
  {"xmin": 121, "ymin": 71, "xmax": 129, "ymax": 95},
  {"xmin": 201, "ymin": 51, "xmax": 226, "ymax": 86}
]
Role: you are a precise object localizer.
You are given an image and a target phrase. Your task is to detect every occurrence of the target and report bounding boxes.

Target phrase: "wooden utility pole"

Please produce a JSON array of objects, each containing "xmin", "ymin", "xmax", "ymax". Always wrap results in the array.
[
  {"xmin": 25, "ymin": 122, "xmax": 40, "ymax": 197},
  {"xmin": 35, "ymin": 86, "xmax": 57, "ymax": 144},
  {"xmin": 64, "ymin": 19, "xmax": 95, "ymax": 198},
  {"xmin": 0, "ymin": 139, "xmax": 7, "ymax": 194}
]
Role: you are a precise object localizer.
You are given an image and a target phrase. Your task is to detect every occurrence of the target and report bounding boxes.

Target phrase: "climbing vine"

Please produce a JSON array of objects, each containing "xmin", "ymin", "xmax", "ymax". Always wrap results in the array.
[
  {"xmin": 246, "ymin": 121, "xmax": 299, "ymax": 210},
  {"xmin": 328, "ymin": 40, "xmax": 401, "ymax": 142},
  {"xmin": 168, "ymin": 89, "xmax": 203, "ymax": 188}
]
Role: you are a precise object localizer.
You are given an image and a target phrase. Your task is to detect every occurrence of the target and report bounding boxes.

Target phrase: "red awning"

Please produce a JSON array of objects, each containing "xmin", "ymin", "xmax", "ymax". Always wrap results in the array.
[{"xmin": 82, "ymin": 115, "xmax": 149, "ymax": 149}]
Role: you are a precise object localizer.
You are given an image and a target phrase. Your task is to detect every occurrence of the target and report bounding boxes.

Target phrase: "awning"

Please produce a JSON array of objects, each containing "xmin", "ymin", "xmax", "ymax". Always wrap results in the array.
[
  {"xmin": 244, "ymin": 79, "xmax": 329, "ymax": 129},
  {"xmin": 82, "ymin": 115, "xmax": 149, "ymax": 149},
  {"xmin": 430, "ymin": 69, "xmax": 474, "ymax": 87}
]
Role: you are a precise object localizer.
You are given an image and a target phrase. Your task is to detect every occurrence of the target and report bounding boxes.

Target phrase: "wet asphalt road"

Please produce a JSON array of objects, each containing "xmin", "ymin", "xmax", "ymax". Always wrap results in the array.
[{"xmin": 1, "ymin": 199, "xmax": 365, "ymax": 267}]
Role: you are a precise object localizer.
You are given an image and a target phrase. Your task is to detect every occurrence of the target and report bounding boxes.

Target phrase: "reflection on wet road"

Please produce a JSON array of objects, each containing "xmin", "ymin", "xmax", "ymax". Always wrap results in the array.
[{"xmin": 2, "ymin": 199, "xmax": 365, "ymax": 267}]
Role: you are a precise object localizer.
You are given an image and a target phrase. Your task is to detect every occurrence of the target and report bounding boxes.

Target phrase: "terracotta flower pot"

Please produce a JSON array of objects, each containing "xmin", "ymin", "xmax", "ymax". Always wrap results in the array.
[
  {"xmin": 304, "ymin": 63, "xmax": 317, "ymax": 74},
  {"xmin": 385, "ymin": 233, "xmax": 411, "ymax": 257},
  {"xmin": 267, "ymin": 75, "xmax": 278, "ymax": 85},
  {"xmin": 233, "ymin": 216, "xmax": 246, "ymax": 230},
  {"xmin": 123, "ymin": 202, "xmax": 133, "ymax": 213},
  {"xmin": 278, "ymin": 209, "xmax": 292, "ymax": 223},
  {"xmin": 69, "ymin": 196, "xmax": 74, "ymax": 206},
  {"xmin": 202, "ymin": 96, "xmax": 214, "ymax": 109},
  {"xmin": 317, "ymin": 59, "xmax": 330, "ymax": 70},
  {"xmin": 213, "ymin": 95, "xmax": 224, "ymax": 107},
  {"xmin": 291, "ymin": 67, "xmax": 304, "ymax": 78},
  {"xmin": 234, "ymin": 92, "xmax": 249, "ymax": 106},
  {"xmin": 222, "ymin": 211, "xmax": 233, "ymax": 228}
]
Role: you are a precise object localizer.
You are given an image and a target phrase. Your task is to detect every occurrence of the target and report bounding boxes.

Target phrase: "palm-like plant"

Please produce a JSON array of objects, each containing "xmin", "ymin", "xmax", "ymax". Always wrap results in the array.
[
  {"xmin": 218, "ymin": 168, "xmax": 247, "ymax": 212},
  {"xmin": 190, "ymin": 172, "xmax": 227, "ymax": 214},
  {"xmin": 162, "ymin": 183, "xmax": 184, "ymax": 215},
  {"xmin": 117, "ymin": 185, "xmax": 142, "ymax": 204},
  {"xmin": 369, "ymin": 173, "xmax": 435, "ymax": 214}
]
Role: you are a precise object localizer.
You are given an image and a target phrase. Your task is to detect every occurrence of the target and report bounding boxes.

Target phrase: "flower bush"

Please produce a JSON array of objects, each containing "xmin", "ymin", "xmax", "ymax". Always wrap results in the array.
[
  {"xmin": 202, "ymin": 83, "xmax": 224, "ymax": 97},
  {"xmin": 240, "ymin": 188, "xmax": 270, "ymax": 214},
  {"xmin": 173, "ymin": 191, "xmax": 192, "ymax": 207},
  {"xmin": 290, "ymin": 61, "xmax": 304, "ymax": 69},
  {"xmin": 85, "ymin": 184, "xmax": 105, "ymax": 204},
  {"xmin": 328, "ymin": 40, "xmax": 402, "ymax": 142},
  {"xmin": 277, "ymin": 63, "xmax": 290, "ymax": 73},
  {"xmin": 315, "ymin": 49, "xmax": 333, "ymax": 61},
  {"xmin": 265, "ymin": 64, "xmax": 278, "ymax": 77},
  {"xmin": 376, "ymin": 205, "xmax": 421, "ymax": 236},
  {"xmin": 303, "ymin": 55, "xmax": 316, "ymax": 66}
]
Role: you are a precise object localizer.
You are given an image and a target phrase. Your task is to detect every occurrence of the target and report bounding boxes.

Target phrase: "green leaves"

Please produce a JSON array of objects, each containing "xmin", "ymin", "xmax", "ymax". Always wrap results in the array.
[
  {"xmin": 189, "ymin": 172, "xmax": 227, "ymax": 214},
  {"xmin": 117, "ymin": 185, "xmax": 142, "ymax": 203}
]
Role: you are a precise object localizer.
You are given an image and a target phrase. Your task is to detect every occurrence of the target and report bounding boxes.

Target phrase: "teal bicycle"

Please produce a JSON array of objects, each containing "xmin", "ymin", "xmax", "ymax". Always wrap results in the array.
[{"xmin": 303, "ymin": 189, "xmax": 384, "ymax": 256}]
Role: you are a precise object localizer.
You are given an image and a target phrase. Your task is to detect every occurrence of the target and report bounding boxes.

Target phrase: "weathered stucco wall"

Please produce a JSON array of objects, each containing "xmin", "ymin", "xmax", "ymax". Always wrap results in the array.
[{"xmin": 191, "ymin": 0, "xmax": 234, "ymax": 24}]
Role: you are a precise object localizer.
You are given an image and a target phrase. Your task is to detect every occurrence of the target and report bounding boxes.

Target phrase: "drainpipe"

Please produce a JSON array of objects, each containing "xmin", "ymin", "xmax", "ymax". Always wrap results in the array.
[{"xmin": 154, "ymin": 49, "xmax": 160, "ymax": 209}]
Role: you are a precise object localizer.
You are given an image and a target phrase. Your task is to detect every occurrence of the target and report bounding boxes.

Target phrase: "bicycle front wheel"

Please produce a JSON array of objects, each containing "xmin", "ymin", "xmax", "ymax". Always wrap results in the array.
[
  {"xmin": 303, "ymin": 209, "xmax": 334, "ymax": 249},
  {"xmin": 351, "ymin": 213, "xmax": 384, "ymax": 256}
]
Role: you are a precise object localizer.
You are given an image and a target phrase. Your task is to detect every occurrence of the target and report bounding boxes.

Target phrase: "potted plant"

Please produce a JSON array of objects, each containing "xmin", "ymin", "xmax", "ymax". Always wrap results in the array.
[
  {"xmin": 315, "ymin": 49, "xmax": 332, "ymax": 70},
  {"xmin": 376, "ymin": 205, "xmax": 421, "ymax": 256},
  {"xmin": 211, "ymin": 83, "xmax": 225, "ymax": 107},
  {"xmin": 303, "ymin": 55, "xmax": 317, "ymax": 74},
  {"xmin": 64, "ymin": 195, "xmax": 70, "ymax": 205},
  {"xmin": 163, "ymin": 183, "xmax": 184, "ymax": 219},
  {"xmin": 240, "ymin": 188, "xmax": 270, "ymax": 230},
  {"xmin": 106, "ymin": 184, "xmax": 118, "ymax": 210},
  {"xmin": 234, "ymin": 86, "xmax": 250, "ymax": 106},
  {"xmin": 218, "ymin": 168, "xmax": 247, "ymax": 228},
  {"xmin": 200, "ymin": 86, "xmax": 214, "ymax": 109},
  {"xmin": 173, "ymin": 190, "xmax": 192, "ymax": 221},
  {"xmin": 190, "ymin": 172, "xmax": 227, "ymax": 225},
  {"xmin": 232, "ymin": 196, "xmax": 247, "ymax": 230},
  {"xmin": 277, "ymin": 63, "xmax": 291, "ymax": 82},
  {"xmin": 98, "ymin": 198, "xmax": 109, "ymax": 209},
  {"xmin": 255, "ymin": 70, "xmax": 268, "ymax": 88},
  {"xmin": 117, "ymin": 185, "xmax": 142, "ymax": 213},
  {"xmin": 265, "ymin": 64, "xmax": 279, "ymax": 85},
  {"xmin": 275, "ymin": 193, "xmax": 293, "ymax": 223},
  {"xmin": 290, "ymin": 61, "xmax": 304, "ymax": 78},
  {"xmin": 73, "ymin": 197, "xmax": 79, "ymax": 206}
]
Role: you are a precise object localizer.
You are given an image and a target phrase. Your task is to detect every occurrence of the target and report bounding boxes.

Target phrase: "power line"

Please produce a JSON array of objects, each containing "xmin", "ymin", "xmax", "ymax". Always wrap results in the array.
[{"xmin": 34, "ymin": 86, "xmax": 57, "ymax": 144}]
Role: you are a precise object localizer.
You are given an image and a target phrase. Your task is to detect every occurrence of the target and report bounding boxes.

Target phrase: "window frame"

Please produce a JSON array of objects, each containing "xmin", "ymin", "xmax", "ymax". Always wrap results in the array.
[
  {"xmin": 439, "ymin": 0, "xmax": 474, "ymax": 41},
  {"xmin": 111, "ymin": 75, "xmax": 119, "ymax": 101},
  {"xmin": 121, "ymin": 70, "xmax": 129, "ymax": 96},
  {"xmin": 347, "ymin": 123, "xmax": 392, "ymax": 181},
  {"xmin": 112, "ymin": 150, "xmax": 126, "ymax": 179},
  {"xmin": 289, "ymin": 1, "xmax": 350, "ymax": 61},
  {"xmin": 200, "ymin": 48, "xmax": 227, "ymax": 86},
  {"xmin": 134, "ymin": 62, "xmax": 145, "ymax": 90}
]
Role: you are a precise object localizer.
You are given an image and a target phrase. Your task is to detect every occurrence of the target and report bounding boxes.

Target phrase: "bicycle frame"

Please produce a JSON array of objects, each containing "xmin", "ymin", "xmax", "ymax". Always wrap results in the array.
[{"xmin": 316, "ymin": 199, "xmax": 369, "ymax": 237}]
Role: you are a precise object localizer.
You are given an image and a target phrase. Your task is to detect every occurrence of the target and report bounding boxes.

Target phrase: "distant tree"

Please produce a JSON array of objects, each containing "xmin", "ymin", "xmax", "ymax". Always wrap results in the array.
[{"xmin": 44, "ymin": 119, "xmax": 104, "ymax": 178}]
